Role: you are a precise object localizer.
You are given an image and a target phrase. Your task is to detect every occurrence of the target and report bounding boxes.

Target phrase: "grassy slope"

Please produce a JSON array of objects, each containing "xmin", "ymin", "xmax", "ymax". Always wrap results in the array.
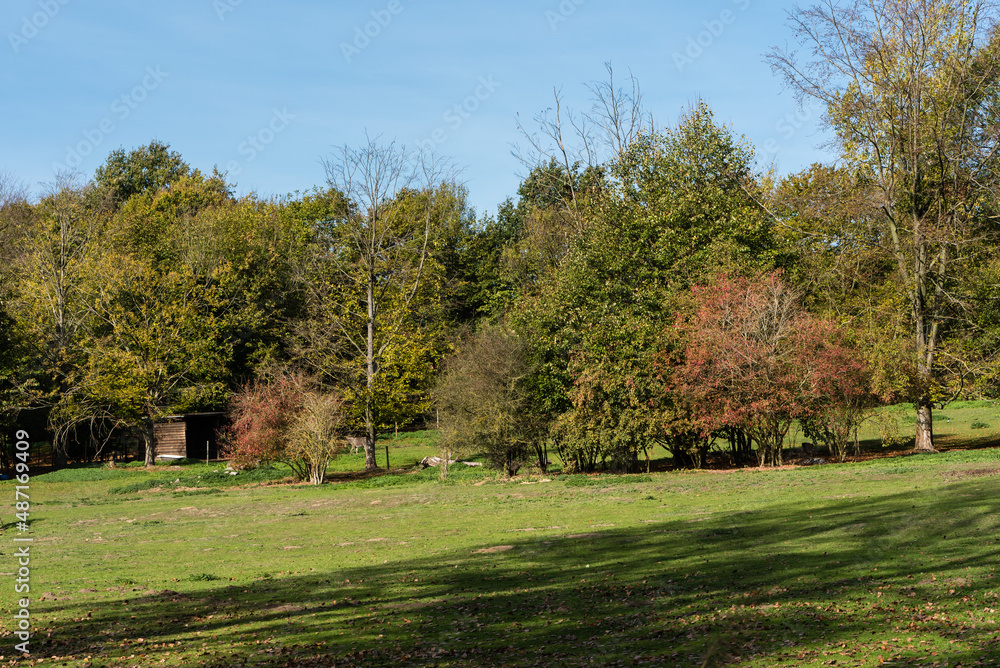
[{"xmin": 2, "ymin": 421, "xmax": 1000, "ymax": 666}]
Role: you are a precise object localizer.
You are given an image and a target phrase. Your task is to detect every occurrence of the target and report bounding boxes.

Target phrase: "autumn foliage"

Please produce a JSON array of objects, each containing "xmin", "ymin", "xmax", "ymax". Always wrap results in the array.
[
  {"xmin": 666, "ymin": 273, "xmax": 872, "ymax": 466},
  {"xmin": 222, "ymin": 370, "xmax": 346, "ymax": 484}
]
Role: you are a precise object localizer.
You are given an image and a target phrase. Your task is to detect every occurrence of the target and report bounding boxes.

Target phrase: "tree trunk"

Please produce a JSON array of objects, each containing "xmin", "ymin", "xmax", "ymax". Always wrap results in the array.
[
  {"xmin": 52, "ymin": 444, "xmax": 67, "ymax": 468},
  {"xmin": 309, "ymin": 459, "xmax": 327, "ymax": 485},
  {"xmin": 142, "ymin": 418, "xmax": 155, "ymax": 466},
  {"xmin": 440, "ymin": 448, "xmax": 449, "ymax": 481},
  {"xmin": 914, "ymin": 399, "xmax": 936, "ymax": 452},
  {"xmin": 914, "ymin": 296, "xmax": 937, "ymax": 453},
  {"xmin": 364, "ymin": 274, "xmax": 378, "ymax": 471},
  {"xmin": 364, "ymin": 418, "xmax": 377, "ymax": 470}
]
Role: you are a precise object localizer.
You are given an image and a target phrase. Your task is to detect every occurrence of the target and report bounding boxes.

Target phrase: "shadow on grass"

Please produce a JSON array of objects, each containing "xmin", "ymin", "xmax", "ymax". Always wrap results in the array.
[{"xmin": 22, "ymin": 478, "xmax": 1000, "ymax": 667}]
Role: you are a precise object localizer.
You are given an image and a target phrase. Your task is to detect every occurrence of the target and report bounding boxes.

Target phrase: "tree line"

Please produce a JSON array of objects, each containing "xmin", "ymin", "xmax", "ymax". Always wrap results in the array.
[{"xmin": 2, "ymin": 0, "xmax": 1000, "ymax": 480}]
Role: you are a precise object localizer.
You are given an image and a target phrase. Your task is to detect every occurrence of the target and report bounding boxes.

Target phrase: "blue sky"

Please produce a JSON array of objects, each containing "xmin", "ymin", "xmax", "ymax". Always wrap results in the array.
[{"xmin": 1, "ymin": 0, "xmax": 834, "ymax": 218}]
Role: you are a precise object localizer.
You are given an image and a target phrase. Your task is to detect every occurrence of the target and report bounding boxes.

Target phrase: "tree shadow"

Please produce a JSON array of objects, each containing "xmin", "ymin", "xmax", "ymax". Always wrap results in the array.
[{"xmin": 22, "ymin": 478, "xmax": 1000, "ymax": 667}]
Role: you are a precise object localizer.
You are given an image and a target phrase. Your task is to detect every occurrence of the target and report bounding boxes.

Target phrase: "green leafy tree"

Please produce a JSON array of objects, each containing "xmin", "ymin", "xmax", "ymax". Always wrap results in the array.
[
  {"xmin": 108, "ymin": 169, "xmax": 231, "ymax": 265},
  {"xmin": 512, "ymin": 102, "xmax": 779, "ymax": 470},
  {"xmin": 8, "ymin": 177, "xmax": 117, "ymax": 461},
  {"xmin": 435, "ymin": 327, "xmax": 546, "ymax": 477},
  {"xmin": 72, "ymin": 256, "xmax": 229, "ymax": 465},
  {"xmin": 102, "ymin": 164, "xmax": 299, "ymax": 389},
  {"xmin": 0, "ymin": 173, "xmax": 31, "ymax": 424},
  {"xmin": 768, "ymin": 0, "xmax": 1000, "ymax": 451},
  {"xmin": 771, "ymin": 164, "xmax": 919, "ymax": 405},
  {"xmin": 94, "ymin": 140, "xmax": 191, "ymax": 205},
  {"xmin": 172, "ymin": 196, "xmax": 313, "ymax": 384},
  {"xmin": 554, "ymin": 321, "xmax": 675, "ymax": 472},
  {"xmin": 296, "ymin": 137, "xmax": 460, "ymax": 470}
]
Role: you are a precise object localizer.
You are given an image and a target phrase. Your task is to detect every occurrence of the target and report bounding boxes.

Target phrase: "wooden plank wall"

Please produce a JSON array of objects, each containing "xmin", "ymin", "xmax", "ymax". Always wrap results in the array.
[{"xmin": 153, "ymin": 422, "xmax": 187, "ymax": 458}]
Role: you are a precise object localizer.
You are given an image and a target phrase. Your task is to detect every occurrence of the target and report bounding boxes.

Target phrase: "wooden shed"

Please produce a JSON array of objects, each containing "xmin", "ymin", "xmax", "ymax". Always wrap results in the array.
[{"xmin": 152, "ymin": 413, "xmax": 226, "ymax": 461}]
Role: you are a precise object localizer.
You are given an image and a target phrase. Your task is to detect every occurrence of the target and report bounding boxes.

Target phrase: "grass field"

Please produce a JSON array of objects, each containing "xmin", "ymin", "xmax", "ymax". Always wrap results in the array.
[{"xmin": 2, "ymin": 407, "xmax": 1000, "ymax": 667}]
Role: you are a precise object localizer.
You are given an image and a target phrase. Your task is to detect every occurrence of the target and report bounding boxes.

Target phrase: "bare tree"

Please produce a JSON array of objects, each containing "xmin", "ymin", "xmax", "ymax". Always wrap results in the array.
[
  {"xmin": 286, "ymin": 384, "xmax": 347, "ymax": 485},
  {"xmin": 0, "ymin": 170, "xmax": 29, "ymax": 238},
  {"xmin": 512, "ymin": 63, "xmax": 652, "ymax": 216},
  {"xmin": 311, "ymin": 134, "xmax": 455, "ymax": 470},
  {"xmin": 768, "ymin": 0, "xmax": 1000, "ymax": 451}
]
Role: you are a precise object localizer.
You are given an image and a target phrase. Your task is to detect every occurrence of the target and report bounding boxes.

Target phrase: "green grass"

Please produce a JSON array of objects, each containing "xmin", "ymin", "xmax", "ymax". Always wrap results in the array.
[
  {"xmin": 3, "ymin": 416, "xmax": 1000, "ymax": 666},
  {"xmin": 323, "ymin": 429, "xmax": 443, "ymax": 474},
  {"xmin": 855, "ymin": 400, "xmax": 1000, "ymax": 449},
  {"xmin": 564, "ymin": 474, "xmax": 652, "ymax": 486}
]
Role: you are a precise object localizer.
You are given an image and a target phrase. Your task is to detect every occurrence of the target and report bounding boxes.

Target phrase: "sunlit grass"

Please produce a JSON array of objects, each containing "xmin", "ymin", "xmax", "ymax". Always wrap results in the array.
[
  {"xmin": 3, "ymin": 439, "xmax": 999, "ymax": 666},
  {"xmin": 3, "ymin": 407, "xmax": 999, "ymax": 666}
]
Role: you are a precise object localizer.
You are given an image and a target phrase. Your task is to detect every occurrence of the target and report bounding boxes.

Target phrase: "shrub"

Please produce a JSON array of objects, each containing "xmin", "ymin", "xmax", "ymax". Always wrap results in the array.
[
  {"xmin": 667, "ymin": 273, "xmax": 873, "ymax": 466},
  {"xmin": 434, "ymin": 327, "xmax": 547, "ymax": 477},
  {"xmin": 222, "ymin": 369, "xmax": 347, "ymax": 484}
]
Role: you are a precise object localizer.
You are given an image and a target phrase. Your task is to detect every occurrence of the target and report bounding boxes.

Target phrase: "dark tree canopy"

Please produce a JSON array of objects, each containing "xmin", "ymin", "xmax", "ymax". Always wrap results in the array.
[{"xmin": 95, "ymin": 140, "xmax": 192, "ymax": 204}]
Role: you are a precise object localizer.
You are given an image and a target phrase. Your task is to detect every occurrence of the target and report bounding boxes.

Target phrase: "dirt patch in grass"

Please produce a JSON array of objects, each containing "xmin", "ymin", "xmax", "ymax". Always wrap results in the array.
[
  {"xmin": 133, "ymin": 590, "xmax": 191, "ymax": 603},
  {"xmin": 473, "ymin": 545, "xmax": 514, "ymax": 554},
  {"xmin": 942, "ymin": 467, "xmax": 1000, "ymax": 480}
]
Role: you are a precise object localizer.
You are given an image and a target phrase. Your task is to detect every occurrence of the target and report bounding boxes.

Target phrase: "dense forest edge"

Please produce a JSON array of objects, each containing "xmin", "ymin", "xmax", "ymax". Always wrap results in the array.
[{"xmin": 4, "ymin": 1, "xmax": 1000, "ymax": 485}]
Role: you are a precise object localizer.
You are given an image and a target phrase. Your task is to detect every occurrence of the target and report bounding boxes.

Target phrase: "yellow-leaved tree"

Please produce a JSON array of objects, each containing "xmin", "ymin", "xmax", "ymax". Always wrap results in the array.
[{"xmin": 768, "ymin": 0, "xmax": 1000, "ymax": 451}]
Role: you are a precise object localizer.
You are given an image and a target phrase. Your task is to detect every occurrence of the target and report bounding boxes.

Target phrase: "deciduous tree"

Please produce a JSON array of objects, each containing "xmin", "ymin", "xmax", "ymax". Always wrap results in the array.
[
  {"xmin": 668, "ymin": 273, "xmax": 871, "ymax": 466},
  {"xmin": 511, "ymin": 103, "xmax": 779, "ymax": 470},
  {"xmin": 75, "ymin": 257, "xmax": 228, "ymax": 465},
  {"xmin": 224, "ymin": 369, "xmax": 346, "ymax": 485},
  {"xmin": 95, "ymin": 140, "xmax": 191, "ymax": 205},
  {"xmin": 768, "ymin": 0, "xmax": 1000, "ymax": 451},
  {"xmin": 305, "ymin": 136, "xmax": 458, "ymax": 470},
  {"xmin": 435, "ymin": 327, "xmax": 546, "ymax": 477}
]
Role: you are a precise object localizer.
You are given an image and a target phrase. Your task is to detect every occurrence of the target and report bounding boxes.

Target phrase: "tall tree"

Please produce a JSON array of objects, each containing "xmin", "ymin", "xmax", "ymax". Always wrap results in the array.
[
  {"xmin": 9, "ymin": 177, "xmax": 115, "ymax": 460},
  {"xmin": 74, "ymin": 256, "xmax": 228, "ymax": 465},
  {"xmin": 0, "ymin": 172, "xmax": 32, "ymax": 436},
  {"xmin": 308, "ymin": 136, "xmax": 457, "ymax": 470},
  {"xmin": 771, "ymin": 165, "xmax": 917, "ymax": 406},
  {"xmin": 768, "ymin": 0, "xmax": 1000, "ymax": 451}
]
